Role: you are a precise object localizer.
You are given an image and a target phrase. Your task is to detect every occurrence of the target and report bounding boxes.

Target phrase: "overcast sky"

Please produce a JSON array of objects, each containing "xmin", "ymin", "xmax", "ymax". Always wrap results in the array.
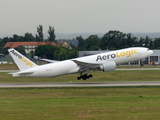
[{"xmin": 0, "ymin": 0, "xmax": 160, "ymax": 37}]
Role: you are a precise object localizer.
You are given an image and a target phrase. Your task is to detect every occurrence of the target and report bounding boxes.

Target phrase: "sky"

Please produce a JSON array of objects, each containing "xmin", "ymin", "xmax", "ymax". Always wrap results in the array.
[{"xmin": 0, "ymin": 0, "xmax": 160, "ymax": 38}]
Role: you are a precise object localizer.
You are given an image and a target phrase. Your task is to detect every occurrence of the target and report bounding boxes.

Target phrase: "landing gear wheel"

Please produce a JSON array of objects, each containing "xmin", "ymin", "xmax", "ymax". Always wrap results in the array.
[
  {"xmin": 89, "ymin": 74, "xmax": 93, "ymax": 78},
  {"xmin": 82, "ymin": 74, "xmax": 87, "ymax": 80},
  {"xmin": 77, "ymin": 77, "xmax": 81, "ymax": 80},
  {"xmin": 77, "ymin": 74, "xmax": 93, "ymax": 80}
]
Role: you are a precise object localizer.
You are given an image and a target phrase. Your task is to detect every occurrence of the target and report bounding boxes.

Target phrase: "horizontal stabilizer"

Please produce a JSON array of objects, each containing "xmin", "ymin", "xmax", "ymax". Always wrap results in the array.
[
  {"xmin": 17, "ymin": 71, "xmax": 34, "ymax": 74},
  {"xmin": 8, "ymin": 71, "xmax": 34, "ymax": 75}
]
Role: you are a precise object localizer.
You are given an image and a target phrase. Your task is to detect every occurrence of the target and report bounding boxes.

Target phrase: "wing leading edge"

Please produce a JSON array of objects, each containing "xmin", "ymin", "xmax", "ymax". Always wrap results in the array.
[{"xmin": 72, "ymin": 60, "xmax": 101, "ymax": 72}]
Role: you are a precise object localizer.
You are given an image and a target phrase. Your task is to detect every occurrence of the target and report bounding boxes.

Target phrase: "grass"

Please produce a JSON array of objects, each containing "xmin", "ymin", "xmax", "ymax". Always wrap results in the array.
[
  {"xmin": 0, "ymin": 64, "xmax": 160, "ymax": 119},
  {"xmin": 0, "ymin": 64, "xmax": 160, "ymax": 70},
  {"xmin": 0, "ymin": 64, "xmax": 160, "ymax": 83},
  {"xmin": 0, "ymin": 87, "xmax": 160, "ymax": 120},
  {"xmin": 0, "ymin": 64, "xmax": 18, "ymax": 70},
  {"xmin": 0, "ymin": 70, "xmax": 160, "ymax": 83}
]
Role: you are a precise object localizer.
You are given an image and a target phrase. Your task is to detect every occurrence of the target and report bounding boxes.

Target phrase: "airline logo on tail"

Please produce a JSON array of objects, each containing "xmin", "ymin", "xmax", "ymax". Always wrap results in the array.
[
  {"xmin": 96, "ymin": 49, "xmax": 138, "ymax": 61},
  {"xmin": 9, "ymin": 50, "xmax": 34, "ymax": 67}
]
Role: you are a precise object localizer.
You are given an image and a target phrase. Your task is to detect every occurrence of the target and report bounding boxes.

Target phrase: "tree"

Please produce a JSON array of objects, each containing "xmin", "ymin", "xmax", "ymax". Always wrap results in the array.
[
  {"xmin": 149, "ymin": 40, "xmax": 154, "ymax": 49},
  {"xmin": 144, "ymin": 36, "xmax": 152, "ymax": 48},
  {"xmin": 35, "ymin": 45, "xmax": 44, "ymax": 58},
  {"xmin": 58, "ymin": 47, "xmax": 67, "ymax": 60},
  {"xmin": 0, "ymin": 47, "xmax": 9, "ymax": 54},
  {"xmin": 0, "ymin": 37, "xmax": 10, "ymax": 47},
  {"xmin": 154, "ymin": 38, "xmax": 160, "ymax": 49},
  {"xmin": 89, "ymin": 45, "xmax": 100, "ymax": 50},
  {"xmin": 84, "ymin": 35, "xmax": 100, "ymax": 50},
  {"xmin": 67, "ymin": 49, "xmax": 78, "ymax": 59},
  {"xmin": 125, "ymin": 33, "xmax": 138, "ymax": 47},
  {"xmin": 11, "ymin": 34, "xmax": 21, "ymax": 42},
  {"xmin": 77, "ymin": 35, "xmax": 84, "ymax": 49},
  {"xmin": 36, "ymin": 25, "xmax": 44, "ymax": 42},
  {"xmin": 35, "ymin": 45, "xmax": 60, "ymax": 59},
  {"xmin": 139, "ymin": 37, "xmax": 145, "ymax": 47},
  {"xmin": 47, "ymin": 26, "xmax": 56, "ymax": 42},
  {"xmin": 24, "ymin": 33, "xmax": 36, "ymax": 41},
  {"xmin": 100, "ymin": 30, "xmax": 126, "ymax": 50},
  {"xmin": 15, "ymin": 46, "xmax": 26, "ymax": 55}
]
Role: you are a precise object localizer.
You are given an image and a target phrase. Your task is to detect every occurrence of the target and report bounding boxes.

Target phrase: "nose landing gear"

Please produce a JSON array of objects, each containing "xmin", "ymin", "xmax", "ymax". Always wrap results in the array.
[
  {"xmin": 140, "ymin": 60, "xmax": 144, "ymax": 67},
  {"xmin": 77, "ymin": 74, "xmax": 93, "ymax": 80}
]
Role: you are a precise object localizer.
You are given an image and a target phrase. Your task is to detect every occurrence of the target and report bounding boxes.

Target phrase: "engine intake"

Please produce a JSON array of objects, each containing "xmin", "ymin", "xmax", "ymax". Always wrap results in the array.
[{"xmin": 100, "ymin": 61, "xmax": 116, "ymax": 72}]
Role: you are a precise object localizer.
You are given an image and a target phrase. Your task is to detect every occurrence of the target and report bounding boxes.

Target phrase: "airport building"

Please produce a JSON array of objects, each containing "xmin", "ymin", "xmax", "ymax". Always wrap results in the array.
[{"xmin": 78, "ymin": 50, "xmax": 160, "ymax": 65}]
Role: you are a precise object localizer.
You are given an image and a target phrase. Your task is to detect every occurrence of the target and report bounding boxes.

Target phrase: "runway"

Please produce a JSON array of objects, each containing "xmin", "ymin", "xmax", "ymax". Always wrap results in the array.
[
  {"xmin": 116, "ymin": 68, "xmax": 160, "ymax": 70},
  {"xmin": 0, "ymin": 68, "xmax": 160, "ymax": 88},
  {"xmin": 0, "ymin": 81, "xmax": 160, "ymax": 88}
]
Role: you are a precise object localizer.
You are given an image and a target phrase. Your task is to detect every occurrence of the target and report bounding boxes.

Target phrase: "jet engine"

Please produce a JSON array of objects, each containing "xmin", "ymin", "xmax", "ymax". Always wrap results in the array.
[{"xmin": 100, "ymin": 61, "xmax": 116, "ymax": 72}]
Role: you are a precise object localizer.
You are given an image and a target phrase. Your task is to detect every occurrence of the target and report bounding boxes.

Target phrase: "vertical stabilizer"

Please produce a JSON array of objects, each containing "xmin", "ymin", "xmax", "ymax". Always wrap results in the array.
[{"xmin": 8, "ymin": 48, "xmax": 38, "ymax": 71}]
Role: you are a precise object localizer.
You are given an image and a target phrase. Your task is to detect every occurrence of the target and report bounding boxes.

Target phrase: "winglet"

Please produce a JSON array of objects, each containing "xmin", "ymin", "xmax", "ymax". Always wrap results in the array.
[{"xmin": 8, "ymin": 48, "xmax": 38, "ymax": 71}]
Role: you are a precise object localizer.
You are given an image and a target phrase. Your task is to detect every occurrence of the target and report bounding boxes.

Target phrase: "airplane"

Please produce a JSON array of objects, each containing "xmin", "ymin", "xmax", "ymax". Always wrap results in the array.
[{"xmin": 8, "ymin": 47, "xmax": 153, "ymax": 80}]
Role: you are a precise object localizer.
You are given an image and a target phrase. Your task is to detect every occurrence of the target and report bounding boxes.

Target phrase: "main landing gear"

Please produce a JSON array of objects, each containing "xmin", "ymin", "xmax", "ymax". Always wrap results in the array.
[
  {"xmin": 77, "ymin": 73, "xmax": 93, "ymax": 80},
  {"xmin": 140, "ymin": 60, "xmax": 144, "ymax": 67}
]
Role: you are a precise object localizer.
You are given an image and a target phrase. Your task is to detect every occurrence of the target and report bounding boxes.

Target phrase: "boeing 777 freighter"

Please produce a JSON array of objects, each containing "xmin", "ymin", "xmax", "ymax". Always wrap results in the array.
[{"xmin": 8, "ymin": 47, "xmax": 153, "ymax": 80}]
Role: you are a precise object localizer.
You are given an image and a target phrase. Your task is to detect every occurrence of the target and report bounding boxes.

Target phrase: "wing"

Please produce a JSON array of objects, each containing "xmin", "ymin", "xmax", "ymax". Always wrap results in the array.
[
  {"xmin": 40, "ymin": 59, "xmax": 60, "ymax": 63},
  {"xmin": 72, "ymin": 60, "xmax": 101, "ymax": 72}
]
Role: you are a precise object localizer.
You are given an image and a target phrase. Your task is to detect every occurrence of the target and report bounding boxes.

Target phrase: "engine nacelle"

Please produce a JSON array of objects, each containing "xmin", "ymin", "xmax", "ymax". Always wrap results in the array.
[{"xmin": 100, "ymin": 61, "xmax": 116, "ymax": 72}]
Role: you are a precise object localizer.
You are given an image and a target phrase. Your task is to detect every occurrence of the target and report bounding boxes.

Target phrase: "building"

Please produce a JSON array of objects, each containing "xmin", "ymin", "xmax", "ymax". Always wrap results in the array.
[
  {"xmin": 78, "ymin": 50, "xmax": 160, "ymax": 65},
  {"xmin": 58, "ymin": 41, "xmax": 72, "ymax": 49},
  {"xmin": 4, "ymin": 42, "xmax": 56, "ymax": 54}
]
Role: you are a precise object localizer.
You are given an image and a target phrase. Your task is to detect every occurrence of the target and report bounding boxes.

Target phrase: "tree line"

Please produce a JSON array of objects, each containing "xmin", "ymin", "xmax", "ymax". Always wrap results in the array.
[
  {"xmin": 0, "ymin": 25, "xmax": 56, "ymax": 47},
  {"xmin": 77, "ymin": 30, "xmax": 160, "ymax": 51},
  {"xmin": 1, "ymin": 26, "xmax": 160, "ymax": 60}
]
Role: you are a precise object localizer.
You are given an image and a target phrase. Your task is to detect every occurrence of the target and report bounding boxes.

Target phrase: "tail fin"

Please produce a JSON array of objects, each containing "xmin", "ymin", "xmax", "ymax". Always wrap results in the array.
[{"xmin": 8, "ymin": 48, "xmax": 38, "ymax": 71}]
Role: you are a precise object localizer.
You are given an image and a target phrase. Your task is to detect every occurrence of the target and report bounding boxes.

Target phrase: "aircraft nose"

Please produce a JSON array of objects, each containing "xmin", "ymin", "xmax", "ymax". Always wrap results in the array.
[{"xmin": 148, "ymin": 50, "xmax": 153, "ymax": 56}]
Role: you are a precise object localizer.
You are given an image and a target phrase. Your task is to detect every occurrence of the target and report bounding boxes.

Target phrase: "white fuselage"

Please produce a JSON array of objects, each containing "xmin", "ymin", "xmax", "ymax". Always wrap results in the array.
[{"xmin": 13, "ymin": 47, "xmax": 153, "ymax": 77}]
